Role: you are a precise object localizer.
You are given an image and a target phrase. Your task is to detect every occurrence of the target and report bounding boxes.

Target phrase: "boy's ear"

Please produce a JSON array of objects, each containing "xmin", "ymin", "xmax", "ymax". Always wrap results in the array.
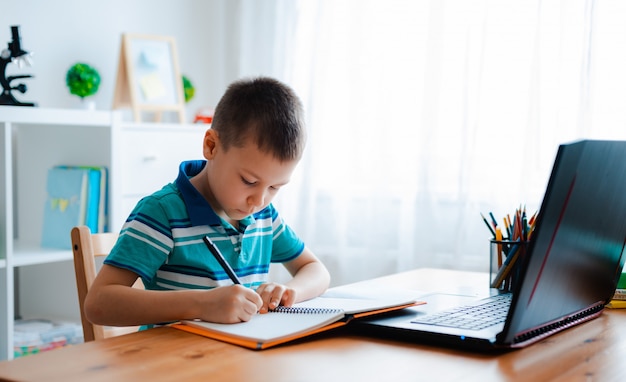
[{"xmin": 203, "ymin": 129, "xmax": 219, "ymax": 159}]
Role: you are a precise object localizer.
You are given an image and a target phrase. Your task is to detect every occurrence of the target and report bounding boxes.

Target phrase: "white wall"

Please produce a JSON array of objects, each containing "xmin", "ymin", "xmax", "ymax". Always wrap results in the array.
[{"xmin": 1, "ymin": 0, "xmax": 249, "ymax": 121}]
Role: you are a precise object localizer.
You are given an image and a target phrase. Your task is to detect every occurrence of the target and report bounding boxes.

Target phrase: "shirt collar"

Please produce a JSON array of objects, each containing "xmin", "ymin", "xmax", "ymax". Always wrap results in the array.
[{"xmin": 175, "ymin": 160, "xmax": 221, "ymax": 226}]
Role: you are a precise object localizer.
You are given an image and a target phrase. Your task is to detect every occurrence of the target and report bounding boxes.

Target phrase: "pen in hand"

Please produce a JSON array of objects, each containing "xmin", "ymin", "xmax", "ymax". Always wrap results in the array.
[{"xmin": 203, "ymin": 236, "xmax": 242, "ymax": 285}]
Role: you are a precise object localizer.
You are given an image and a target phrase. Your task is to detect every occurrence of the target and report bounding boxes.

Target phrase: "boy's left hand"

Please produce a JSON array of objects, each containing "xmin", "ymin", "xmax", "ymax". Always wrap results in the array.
[{"xmin": 255, "ymin": 283, "xmax": 296, "ymax": 313}]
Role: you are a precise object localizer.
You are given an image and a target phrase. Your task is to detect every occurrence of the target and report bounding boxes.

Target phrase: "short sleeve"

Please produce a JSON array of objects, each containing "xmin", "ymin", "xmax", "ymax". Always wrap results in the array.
[
  {"xmin": 104, "ymin": 194, "xmax": 174, "ymax": 282},
  {"xmin": 268, "ymin": 206, "xmax": 305, "ymax": 263}
]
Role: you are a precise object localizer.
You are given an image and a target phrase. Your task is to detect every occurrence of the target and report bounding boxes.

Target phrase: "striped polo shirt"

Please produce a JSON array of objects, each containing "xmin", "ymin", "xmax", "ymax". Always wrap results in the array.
[{"xmin": 104, "ymin": 160, "xmax": 305, "ymax": 291}]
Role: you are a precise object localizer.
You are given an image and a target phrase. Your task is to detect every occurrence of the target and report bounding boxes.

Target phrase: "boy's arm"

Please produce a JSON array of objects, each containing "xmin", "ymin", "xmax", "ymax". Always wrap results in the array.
[
  {"xmin": 256, "ymin": 246, "xmax": 331, "ymax": 312},
  {"xmin": 283, "ymin": 246, "xmax": 331, "ymax": 300},
  {"xmin": 84, "ymin": 264, "xmax": 262, "ymax": 326}
]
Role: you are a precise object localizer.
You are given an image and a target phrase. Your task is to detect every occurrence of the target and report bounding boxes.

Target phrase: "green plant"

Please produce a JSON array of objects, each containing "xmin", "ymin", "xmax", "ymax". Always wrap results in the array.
[
  {"xmin": 66, "ymin": 63, "xmax": 100, "ymax": 99},
  {"xmin": 182, "ymin": 75, "xmax": 195, "ymax": 103}
]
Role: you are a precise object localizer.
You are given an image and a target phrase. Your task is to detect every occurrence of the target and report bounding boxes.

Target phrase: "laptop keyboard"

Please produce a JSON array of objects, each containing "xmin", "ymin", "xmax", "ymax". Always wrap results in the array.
[{"xmin": 411, "ymin": 294, "xmax": 512, "ymax": 331}]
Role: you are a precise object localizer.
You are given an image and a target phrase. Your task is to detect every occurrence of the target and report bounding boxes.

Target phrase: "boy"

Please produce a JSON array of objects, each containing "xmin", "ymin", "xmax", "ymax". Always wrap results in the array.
[{"xmin": 85, "ymin": 77, "xmax": 330, "ymax": 327}]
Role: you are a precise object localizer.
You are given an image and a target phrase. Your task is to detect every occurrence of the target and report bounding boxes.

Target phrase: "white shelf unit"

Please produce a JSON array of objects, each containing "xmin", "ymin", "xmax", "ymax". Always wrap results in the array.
[{"xmin": 0, "ymin": 106, "xmax": 207, "ymax": 360}]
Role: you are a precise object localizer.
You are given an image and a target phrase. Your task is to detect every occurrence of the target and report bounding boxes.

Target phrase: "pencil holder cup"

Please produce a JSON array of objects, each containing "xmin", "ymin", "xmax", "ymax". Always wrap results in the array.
[{"xmin": 489, "ymin": 239, "xmax": 528, "ymax": 292}]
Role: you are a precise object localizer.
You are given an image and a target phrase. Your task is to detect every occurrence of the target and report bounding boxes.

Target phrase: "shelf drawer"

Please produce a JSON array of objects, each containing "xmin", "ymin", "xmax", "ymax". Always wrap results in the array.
[{"xmin": 118, "ymin": 128, "xmax": 205, "ymax": 196}]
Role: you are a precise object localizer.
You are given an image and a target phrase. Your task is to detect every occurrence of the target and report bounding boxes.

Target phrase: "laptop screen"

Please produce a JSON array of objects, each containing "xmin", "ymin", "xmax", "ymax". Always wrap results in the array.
[{"xmin": 501, "ymin": 140, "xmax": 626, "ymax": 344}]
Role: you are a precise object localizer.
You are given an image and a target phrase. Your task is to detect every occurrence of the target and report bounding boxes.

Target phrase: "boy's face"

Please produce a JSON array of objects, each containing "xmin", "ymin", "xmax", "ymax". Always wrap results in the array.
[{"xmin": 202, "ymin": 130, "xmax": 299, "ymax": 222}]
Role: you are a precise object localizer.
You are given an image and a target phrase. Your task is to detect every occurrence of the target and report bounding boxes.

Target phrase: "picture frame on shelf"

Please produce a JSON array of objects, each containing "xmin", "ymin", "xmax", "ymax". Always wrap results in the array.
[{"xmin": 113, "ymin": 33, "xmax": 185, "ymax": 123}]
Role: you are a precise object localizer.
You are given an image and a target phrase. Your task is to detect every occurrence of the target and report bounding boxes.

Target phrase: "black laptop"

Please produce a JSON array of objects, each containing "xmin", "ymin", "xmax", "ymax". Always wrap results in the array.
[{"xmin": 357, "ymin": 139, "xmax": 626, "ymax": 350}]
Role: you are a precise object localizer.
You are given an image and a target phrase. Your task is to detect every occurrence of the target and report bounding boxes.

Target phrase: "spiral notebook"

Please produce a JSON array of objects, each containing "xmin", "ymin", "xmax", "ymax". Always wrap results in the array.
[{"xmin": 173, "ymin": 294, "xmax": 422, "ymax": 350}]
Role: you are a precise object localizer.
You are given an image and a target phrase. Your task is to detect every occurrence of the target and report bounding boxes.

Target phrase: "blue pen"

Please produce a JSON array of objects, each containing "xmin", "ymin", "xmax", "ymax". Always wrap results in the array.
[{"xmin": 203, "ymin": 236, "xmax": 241, "ymax": 285}]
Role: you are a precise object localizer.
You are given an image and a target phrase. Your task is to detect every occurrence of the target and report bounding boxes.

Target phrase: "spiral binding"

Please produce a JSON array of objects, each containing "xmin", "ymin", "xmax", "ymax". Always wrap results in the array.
[{"xmin": 270, "ymin": 306, "xmax": 343, "ymax": 314}]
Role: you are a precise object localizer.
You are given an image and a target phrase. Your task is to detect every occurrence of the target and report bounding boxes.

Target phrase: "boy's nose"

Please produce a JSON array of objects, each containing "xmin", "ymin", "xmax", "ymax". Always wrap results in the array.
[{"xmin": 248, "ymin": 191, "xmax": 265, "ymax": 208}]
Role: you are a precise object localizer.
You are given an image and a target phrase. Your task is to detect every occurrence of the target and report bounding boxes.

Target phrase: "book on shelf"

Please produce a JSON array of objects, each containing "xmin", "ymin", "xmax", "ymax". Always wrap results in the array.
[
  {"xmin": 91, "ymin": 166, "xmax": 109, "ymax": 232},
  {"xmin": 41, "ymin": 165, "xmax": 108, "ymax": 249},
  {"xmin": 172, "ymin": 293, "xmax": 423, "ymax": 350}
]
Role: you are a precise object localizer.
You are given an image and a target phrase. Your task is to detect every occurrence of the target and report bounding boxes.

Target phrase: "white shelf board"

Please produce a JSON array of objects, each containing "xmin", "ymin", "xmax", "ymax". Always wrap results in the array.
[
  {"xmin": 121, "ymin": 121, "xmax": 208, "ymax": 132},
  {"xmin": 1, "ymin": 106, "xmax": 113, "ymax": 126},
  {"xmin": 12, "ymin": 241, "xmax": 73, "ymax": 267}
]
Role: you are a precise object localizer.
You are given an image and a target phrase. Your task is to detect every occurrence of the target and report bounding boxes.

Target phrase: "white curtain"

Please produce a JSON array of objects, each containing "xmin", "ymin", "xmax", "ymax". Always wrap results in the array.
[{"xmin": 234, "ymin": 0, "xmax": 626, "ymax": 286}]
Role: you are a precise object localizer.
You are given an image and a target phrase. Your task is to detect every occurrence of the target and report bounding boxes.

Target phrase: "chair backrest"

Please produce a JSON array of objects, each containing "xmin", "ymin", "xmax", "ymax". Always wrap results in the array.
[{"xmin": 70, "ymin": 225, "xmax": 141, "ymax": 341}]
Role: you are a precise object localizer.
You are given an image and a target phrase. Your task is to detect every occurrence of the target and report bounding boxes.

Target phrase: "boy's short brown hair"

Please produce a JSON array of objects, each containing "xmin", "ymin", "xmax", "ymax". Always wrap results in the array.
[{"xmin": 211, "ymin": 77, "xmax": 306, "ymax": 162}]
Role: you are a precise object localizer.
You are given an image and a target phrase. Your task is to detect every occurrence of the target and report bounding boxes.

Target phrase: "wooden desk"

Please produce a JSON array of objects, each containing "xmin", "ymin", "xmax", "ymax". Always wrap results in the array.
[{"xmin": 1, "ymin": 268, "xmax": 625, "ymax": 381}]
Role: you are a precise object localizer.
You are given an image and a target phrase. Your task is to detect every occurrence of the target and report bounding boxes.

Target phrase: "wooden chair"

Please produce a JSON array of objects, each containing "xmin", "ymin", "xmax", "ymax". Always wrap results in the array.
[{"xmin": 70, "ymin": 225, "xmax": 142, "ymax": 341}]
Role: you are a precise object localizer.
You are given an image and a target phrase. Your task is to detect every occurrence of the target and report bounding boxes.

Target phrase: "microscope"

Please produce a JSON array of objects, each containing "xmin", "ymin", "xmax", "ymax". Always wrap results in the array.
[{"xmin": 0, "ymin": 25, "xmax": 35, "ymax": 106}]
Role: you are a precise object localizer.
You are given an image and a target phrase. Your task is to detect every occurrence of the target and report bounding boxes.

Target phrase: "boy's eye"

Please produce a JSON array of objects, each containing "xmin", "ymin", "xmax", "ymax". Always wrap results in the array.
[{"xmin": 241, "ymin": 177, "xmax": 256, "ymax": 186}]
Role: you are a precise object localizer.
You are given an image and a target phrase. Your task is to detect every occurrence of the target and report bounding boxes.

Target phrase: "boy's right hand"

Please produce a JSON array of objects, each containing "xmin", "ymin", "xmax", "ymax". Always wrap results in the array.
[{"xmin": 199, "ymin": 285, "xmax": 263, "ymax": 323}]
